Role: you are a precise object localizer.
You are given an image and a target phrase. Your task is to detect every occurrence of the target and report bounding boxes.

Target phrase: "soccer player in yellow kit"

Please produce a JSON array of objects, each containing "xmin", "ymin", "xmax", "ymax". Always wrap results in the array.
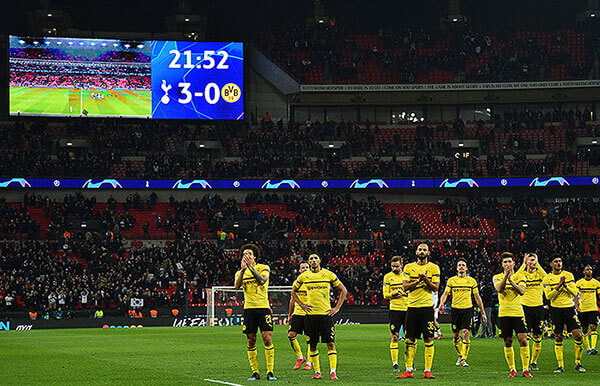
[
  {"xmin": 288, "ymin": 261, "xmax": 312, "ymax": 370},
  {"xmin": 438, "ymin": 258, "xmax": 487, "ymax": 367},
  {"xmin": 542, "ymin": 255, "xmax": 586, "ymax": 373},
  {"xmin": 575, "ymin": 265, "xmax": 600, "ymax": 355},
  {"xmin": 292, "ymin": 253, "xmax": 347, "ymax": 381},
  {"xmin": 234, "ymin": 244, "xmax": 277, "ymax": 381},
  {"xmin": 383, "ymin": 256, "xmax": 409, "ymax": 372},
  {"xmin": 516, "ymin": 252, "xmax": 546, "ymax": 371},
  {"xmin": 492, "ymin": 252, "xmax": 532, "ymax": 378},
  {"xmin": 397, "ymin": 243, "xmax": 440, "ymax": 380}
]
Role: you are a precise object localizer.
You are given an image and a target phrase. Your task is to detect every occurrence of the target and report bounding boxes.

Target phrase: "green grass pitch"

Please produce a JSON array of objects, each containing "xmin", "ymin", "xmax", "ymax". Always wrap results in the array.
[
  {"xmin": 0, "ymin": 324, "xmax": 598, "ymax": 385},
  {"xmin": 9, "ymin": 87, "xmax": 151, "ymax": 117}
]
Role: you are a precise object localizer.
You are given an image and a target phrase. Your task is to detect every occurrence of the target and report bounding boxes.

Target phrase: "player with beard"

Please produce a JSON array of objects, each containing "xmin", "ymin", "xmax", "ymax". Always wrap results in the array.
[{"xmin": 397, "ymin": 243, "xmax": 440, "ymax": 379}]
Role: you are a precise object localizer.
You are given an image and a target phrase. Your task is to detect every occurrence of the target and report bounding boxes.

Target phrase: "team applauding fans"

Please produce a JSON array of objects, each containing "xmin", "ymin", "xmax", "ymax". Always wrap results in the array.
[{"xmin": 235, "ymin": 242, "xmax": 599, "ymax": 381}]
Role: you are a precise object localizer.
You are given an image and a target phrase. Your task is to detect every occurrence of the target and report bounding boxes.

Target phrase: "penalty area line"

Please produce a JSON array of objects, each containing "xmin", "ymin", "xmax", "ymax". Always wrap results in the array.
[{"xmin": 203, "ymin": 379, "xmax": 243, "ymax": 386}]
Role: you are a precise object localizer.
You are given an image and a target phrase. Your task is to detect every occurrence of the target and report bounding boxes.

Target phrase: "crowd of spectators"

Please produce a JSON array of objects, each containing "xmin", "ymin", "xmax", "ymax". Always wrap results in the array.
[
  {"xmin": 0, "ymin": 107, "xmax": 597, "ymax": 179},
  {"xmin": 1, "ymin": 192, "xmax": 600, "ymax": 316},
  {"xmin": 257, "ymin": 22, "xmax": 596, "ymax": 84}
]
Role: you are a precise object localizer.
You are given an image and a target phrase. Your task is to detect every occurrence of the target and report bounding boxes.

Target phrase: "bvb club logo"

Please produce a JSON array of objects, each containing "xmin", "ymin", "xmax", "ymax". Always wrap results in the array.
[{"xmin": 222, "ymin": 83, "xmax": 241, "ymax": 103}]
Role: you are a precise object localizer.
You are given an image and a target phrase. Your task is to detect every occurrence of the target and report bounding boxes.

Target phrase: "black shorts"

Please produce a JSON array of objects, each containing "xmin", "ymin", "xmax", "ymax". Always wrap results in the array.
[
  {"xmin": 523, "ymin": 305, "xmax": 545, "ymax": 335},
  {"xmin": 305, "ymin": 315, "xmax": 335, "ymax": 344},
  {"xmin": 579, "ymin": 311, "xmax": 599, "ymax": 329},
  {"xmin": 389, "ymin": 310, "xmax": 407, "ymax": 334},
  {"xmin": 289, "ymin": 314, "xmax": 306, "ymax": 335},
  {"xmin": 550, "ymin": 307, "xmax": 581, "ymax": 334},
  {"xmin": 405, "ymin": 307, "xmax": 435, "ymax": 340},
  {"xmin": 451, "ymin": 308, "xmax": 473, "ymax": 333},
  {"xmin": 498, "ymin": 316, "xmax": 528, "ymax": 338},
  {"xmin": 242, "ymin": 308, "xmax": 273, "ymax": 335}
]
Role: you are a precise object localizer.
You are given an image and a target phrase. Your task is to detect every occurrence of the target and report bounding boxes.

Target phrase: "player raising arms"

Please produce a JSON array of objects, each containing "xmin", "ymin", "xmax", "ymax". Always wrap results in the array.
[
  {"xmin": 542, "ymin": 255, "xmax": 586, "ymax": 373},
  {"xmin": 234, "ymin": 244, "xmax": 277, "ymax": 381},
  {"xmin": 493, "ymin": 252, "xmax": 532, "ymax": 378},
  {"xmin": 397, "ymin": 243, "xmax": 440, "ymax": 380},
  {"xmin": 291, "ymin": 253, "xmax": 347, "ymax": 380},
  {"xmin": 383, "ymin": 256, "xmax": 409, "ymax": 372},
  {"xmin": 438, "ymin": 258, "xmax": 487, "ymax": 368},
  {"xmin": 288, "ymin": 261, "xmax": 312, "ymax": 370},
  {"xmin": 575, "ymin": 265, "xmax": 600, "ymax": 355},
  {"xmin": 516, "ymin": 253, "xmax": 546, "ymax": 370}
]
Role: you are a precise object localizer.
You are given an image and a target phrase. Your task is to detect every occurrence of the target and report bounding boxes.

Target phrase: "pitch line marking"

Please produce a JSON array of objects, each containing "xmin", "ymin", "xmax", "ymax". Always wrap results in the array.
[{"xmin": 203, "ymin": 379, "xmax": 243, "ymax": 386}]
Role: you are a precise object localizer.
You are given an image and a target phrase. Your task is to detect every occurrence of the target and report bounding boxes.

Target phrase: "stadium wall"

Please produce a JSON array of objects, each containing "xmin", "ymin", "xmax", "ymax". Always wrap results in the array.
[{"xmin": 246, "ymin": 67, "xmax": 289, "ymax": 122}]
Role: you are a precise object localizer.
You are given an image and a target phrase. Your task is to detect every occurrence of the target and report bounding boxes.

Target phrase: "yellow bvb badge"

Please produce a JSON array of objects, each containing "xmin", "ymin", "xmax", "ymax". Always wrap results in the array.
[{"xmin": 221, "ymin": 83, "xmax": 241, "ymax": 103}]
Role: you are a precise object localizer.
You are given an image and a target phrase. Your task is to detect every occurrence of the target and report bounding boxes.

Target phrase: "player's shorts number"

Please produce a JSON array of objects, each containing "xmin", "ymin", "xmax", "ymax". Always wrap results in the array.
[{"xmin": 427, "ymin": 321, "xmax": 435, "ymax": 332}]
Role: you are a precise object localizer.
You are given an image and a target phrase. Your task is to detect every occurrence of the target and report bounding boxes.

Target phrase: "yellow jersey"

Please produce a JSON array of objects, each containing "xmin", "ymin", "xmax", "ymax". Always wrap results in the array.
[
  {"xmin": 292, "ymin": 282, "xmax": 308, "ymax": 316},
  {"xmin": 516, "ymin": 264, "xmax": 546, "ymax": 307},
  {"xmin": 235, "ymin": 264, "xmax": 270, "ymax": 309},
  {"xmin": 493, "ymin": 272, "xmax": 526, "ymax": 317},
  {"xmin": 383, "ymin": 271, "xmax": 409, "ymax": 311},
  {"xmin": 444, "ymin": 275, "xmax": 479, "ymax": 309},
  {"xmin": 403, "ymin": 261, "xmax": 441, "ymax": 308},
  {"xmin": 543, "ymin": 270, "xmax": 577, "ymax": 308},
  {"xmin": 575, "ymin": 278, "xmax": 600, "ymax": 313},
  {"xmin": 294, "ymin": 268, "xmax": 341, "ymax": 316}
]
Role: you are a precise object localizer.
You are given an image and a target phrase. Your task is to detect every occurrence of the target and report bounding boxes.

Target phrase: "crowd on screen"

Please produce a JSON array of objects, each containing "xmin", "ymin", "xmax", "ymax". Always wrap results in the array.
[
  {"xmin": 10, "ymin": 71, "xmax": 150, "ymax": 90},
  {"xmin": 10, "ymin": 48, "xmax": 150, "ymax": 63}
]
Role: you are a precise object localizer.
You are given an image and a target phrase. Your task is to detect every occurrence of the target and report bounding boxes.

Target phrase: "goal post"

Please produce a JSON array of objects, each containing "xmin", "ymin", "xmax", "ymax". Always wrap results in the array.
[{"xmin": 206, "ymin": 286, "xmax": 293, "ymax": 326}]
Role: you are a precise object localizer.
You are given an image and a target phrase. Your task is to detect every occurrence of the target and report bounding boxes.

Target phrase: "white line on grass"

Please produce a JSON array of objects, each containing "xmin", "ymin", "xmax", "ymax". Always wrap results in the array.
[{"xmin": 203, "ymin": 379, "xmax": 243, "ymax": 386}]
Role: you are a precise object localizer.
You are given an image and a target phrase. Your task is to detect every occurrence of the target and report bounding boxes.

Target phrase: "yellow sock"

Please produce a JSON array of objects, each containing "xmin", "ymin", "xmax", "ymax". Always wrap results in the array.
[
  {"xmin": 390, "ymin": 342, "xmax": 399, "ymax": 364},
  {"xmin": 453, "ymin": 336, "xmax": 463, "ymax": 358},
  {"xmin": 592, "ymin": 331, "xmax": 598, "ymax": 349},
  {"xmin": 574, "ymin": 338, "xmax": 583, "ymax": 364},
  {"xmin": 306, "ymin": 336, "xmax": 312, "ymax": 364},
  {"xmin": 289, "ymin": 337, "xmax": 303, "ymax": 358},
  {"xmin": 404, "ymin": 338, "xmax": 416, "ymax": 370},
  {"xmin": 554, "ymin": 342, "xmax": 564, "ymax": 368},
  {"xmin": 265, "ymin": 344, "xmax": 275, "ymax": 373},
  {"xmin": 520, "ymin": 344, "xmax": 530, "ymax": 371},
  {"xmin": 584, "ymin": 334, "xmax": 591, "ymax": 351},
  {"xmin": 462, "ymin": 340, "xmax": 471, "ymax": 360},
  {"xmin": 310, "ymin": 350, "xmax": 320, "ymax": 373},
  {"xmin": 424, "ymin": 341, "xmax": 434, "ymax": 371},
  {"xmin": 247, "ymin": 346, "xmax": 259, "ymax": 373},
  {"xmin": 531, "ymin": 338, "xmax": 542, "ymax": 364},
  {"xmin": 328, "ymin": 349, "xmax": 337, "ymax": 373},
  {"xmin": 504, "ymin": 346, "xmax": 515, "ymax": 370}
]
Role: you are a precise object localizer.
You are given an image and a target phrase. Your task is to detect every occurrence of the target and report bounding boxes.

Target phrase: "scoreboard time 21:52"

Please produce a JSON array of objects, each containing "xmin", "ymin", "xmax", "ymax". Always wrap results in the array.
[{"xmin": 151, "ymin": 41, "xmax": 243, "ymax": 120}]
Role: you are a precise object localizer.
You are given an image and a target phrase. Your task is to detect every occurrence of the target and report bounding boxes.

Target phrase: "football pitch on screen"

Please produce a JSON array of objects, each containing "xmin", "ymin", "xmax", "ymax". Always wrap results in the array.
[
  {"xmin": 0, "ymin": 324, "xmax": 597, "ymax": 385},
  {"xmin": 9, "ymin": 87, "xmax": 151, "ymax": 117}
]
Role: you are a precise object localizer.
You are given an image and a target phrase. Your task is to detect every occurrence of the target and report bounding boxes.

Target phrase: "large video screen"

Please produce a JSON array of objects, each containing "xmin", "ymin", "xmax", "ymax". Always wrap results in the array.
[{"xmin": 9, "ymin": 36, "xmax": 243, "ymax": 120}]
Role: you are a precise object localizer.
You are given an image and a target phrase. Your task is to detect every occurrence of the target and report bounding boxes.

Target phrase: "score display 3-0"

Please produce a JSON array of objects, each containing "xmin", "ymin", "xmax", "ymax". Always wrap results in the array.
[{"xmin": 151, "ymin": 41, "xmax": 243, "ymax": 120}]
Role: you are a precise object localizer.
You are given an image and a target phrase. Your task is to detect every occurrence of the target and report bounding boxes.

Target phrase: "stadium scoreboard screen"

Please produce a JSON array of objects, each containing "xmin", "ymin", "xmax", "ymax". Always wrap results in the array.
[{"xmin": 8, "ymin": 36, "xmax": 243, "ymax": 120}]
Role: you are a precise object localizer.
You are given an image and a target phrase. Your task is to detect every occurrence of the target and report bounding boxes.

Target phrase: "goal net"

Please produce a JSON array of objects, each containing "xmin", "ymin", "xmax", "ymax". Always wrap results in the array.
[{"xmin": 206, "ymin": 286, "xmax": 293, "ymax": 326}]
